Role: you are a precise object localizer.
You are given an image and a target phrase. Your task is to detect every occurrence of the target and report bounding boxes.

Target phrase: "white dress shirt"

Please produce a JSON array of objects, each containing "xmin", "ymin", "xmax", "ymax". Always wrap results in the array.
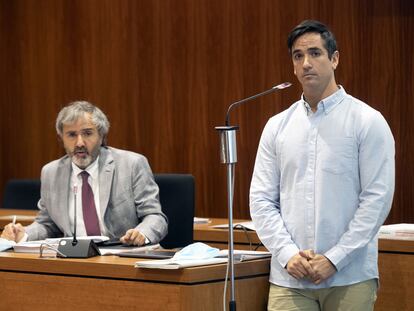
[
  {"xmin": 69, "ymin": 157, "xmax": 107, "ymax": 236},
  {"xmin": 250, "ymin": 87, "xmax": 395, "ymax": 289}
]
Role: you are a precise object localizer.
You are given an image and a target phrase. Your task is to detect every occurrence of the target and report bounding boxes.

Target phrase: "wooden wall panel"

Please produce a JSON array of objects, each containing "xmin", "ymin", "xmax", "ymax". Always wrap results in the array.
[{"xmin": 0, "ymin": 0, "xmax": 412, "ymax": 223}]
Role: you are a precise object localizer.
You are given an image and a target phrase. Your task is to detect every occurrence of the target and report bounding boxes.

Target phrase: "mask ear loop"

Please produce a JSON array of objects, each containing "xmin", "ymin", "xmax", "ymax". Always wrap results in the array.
[{"xmin": 39, "ymin": 242, "xmax": 67, "ymax": 258}]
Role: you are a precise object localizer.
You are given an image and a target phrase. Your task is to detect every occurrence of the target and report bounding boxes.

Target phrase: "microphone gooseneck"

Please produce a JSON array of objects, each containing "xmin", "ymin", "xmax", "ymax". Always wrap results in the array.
[
  {"xmin": 72, "ymin": 184, "xmax": 78, "ymax": 246},
  {"xmin": 225, "ymin": 82, "xmax": 292, "ymax": 126}
]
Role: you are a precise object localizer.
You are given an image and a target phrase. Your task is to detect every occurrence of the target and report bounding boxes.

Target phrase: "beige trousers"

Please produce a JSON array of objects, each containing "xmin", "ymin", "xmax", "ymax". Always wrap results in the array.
[{"xmin": 268, "ymin": 279, "xmax": 377, "ymax": 311}]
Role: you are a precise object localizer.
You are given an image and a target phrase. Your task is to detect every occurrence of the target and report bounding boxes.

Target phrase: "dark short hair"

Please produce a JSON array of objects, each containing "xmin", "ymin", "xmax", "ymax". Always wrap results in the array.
[{"xmin": 287, "ymin": 20, "xmax": 337, "ymax": 59}]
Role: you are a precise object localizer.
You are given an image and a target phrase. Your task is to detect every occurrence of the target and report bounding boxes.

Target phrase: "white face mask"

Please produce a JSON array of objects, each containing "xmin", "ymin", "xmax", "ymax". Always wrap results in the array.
[{"xmin": 172, "ymin": 242, "xmax": 220, "ymax": 261}]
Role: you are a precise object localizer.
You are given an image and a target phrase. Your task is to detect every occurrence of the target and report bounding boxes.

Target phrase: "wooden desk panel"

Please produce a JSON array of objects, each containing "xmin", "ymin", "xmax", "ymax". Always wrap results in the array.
[
  {"xmin": 0, "ymin": 252, "xmax": 270, "ymax": 311},
  {"xmin": 376, "ymin": 251, "xmax": 414, "ymax": 311},
  {"xmin": 376, "ymin": 239, "xmax": 414, "ymax": 310},
  {"xmin": 378, "ymin": 238, "xmax": 414, "ymax": 253},
  {"xmin": 0, "ymin": 271, "xmax": 269, "ymax": 311},
  {"xmin": 0, "ymin": 252, "xmax": 270, "ymax": 284}
]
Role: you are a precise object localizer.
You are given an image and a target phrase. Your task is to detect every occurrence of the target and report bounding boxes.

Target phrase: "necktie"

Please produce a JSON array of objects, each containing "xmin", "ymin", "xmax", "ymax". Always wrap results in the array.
[{"xmin": 80, "ymin": 171, "xmax": 101, "ymax": 236}]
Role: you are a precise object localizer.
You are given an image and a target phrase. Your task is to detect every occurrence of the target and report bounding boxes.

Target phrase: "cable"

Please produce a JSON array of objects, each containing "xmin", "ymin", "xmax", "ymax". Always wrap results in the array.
[
  {"xmin": 223, "ymin": 254, "xmax": 230, "ymax": 311},
  {"xmin": 222, "ymin": 224, "xmax": 264, "ymax": 310},
  {"xmin": 254, "ymin": 242, "xmax": 264, "ymax": 251},
  {"xmin": 234, "ymin": 224, "xmax": 253, "ymax": 250}
]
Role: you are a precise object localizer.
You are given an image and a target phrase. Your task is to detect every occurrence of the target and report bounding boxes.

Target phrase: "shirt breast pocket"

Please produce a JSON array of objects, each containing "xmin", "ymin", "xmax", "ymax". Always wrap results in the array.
[{"xmin": 318, "ymin": 137, "xmax": 356, "ymax": 175}]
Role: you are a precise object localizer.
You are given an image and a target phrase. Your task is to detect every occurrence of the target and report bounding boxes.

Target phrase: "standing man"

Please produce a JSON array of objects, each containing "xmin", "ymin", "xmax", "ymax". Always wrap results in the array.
[
  {"xmin": 2, "ymin": 101, "xmax": 168, "ymax": 245},
  {"xmin": 250, "ymin": 20, "xmax": 394, "ymax": 310}
]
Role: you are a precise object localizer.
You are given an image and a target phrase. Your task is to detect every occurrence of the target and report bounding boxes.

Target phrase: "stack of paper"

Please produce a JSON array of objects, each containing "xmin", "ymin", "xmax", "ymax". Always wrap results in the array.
[
  {"xmin": 135, "ymin": 257, "xmax": 228, "ymax": 269},
  {"xmin": 100, "ymin": 244, "xmax": 160, "ymax": 256},
  {"xmin": 13, "ymin": 240, "xmax": 59, "ymax": 253},
  {"xmin": 0, "ymin": 238, "xmax": 16, "ymax": 252},
  {"xmin": 379, "ymin": 223, "xmax": 414, "ymax": 240}
]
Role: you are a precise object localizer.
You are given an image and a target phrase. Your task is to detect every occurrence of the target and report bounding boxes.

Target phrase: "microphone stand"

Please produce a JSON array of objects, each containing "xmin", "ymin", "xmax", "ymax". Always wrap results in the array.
[
  {"xmin": 215, "ymin": 82, "xmax": 291, "ymax": 311},
  {"xmin": 215, "ymin": 125, "xmax": 238, "ymax": 311}
]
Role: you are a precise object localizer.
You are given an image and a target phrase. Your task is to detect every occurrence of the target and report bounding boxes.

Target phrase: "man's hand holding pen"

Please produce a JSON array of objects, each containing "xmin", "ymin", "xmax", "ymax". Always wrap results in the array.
[{"xmin": 0, "ymin": 215, "xmax": 26, "ymax": 243}]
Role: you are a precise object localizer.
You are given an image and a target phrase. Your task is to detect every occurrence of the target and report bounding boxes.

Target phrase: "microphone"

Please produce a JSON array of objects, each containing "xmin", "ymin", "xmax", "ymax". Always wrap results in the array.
[
  {"xmin": 216, "ymin": 82, "xmax": 292, "ymax": 164},
  {"xmin": 225, "ymin": 82, "xmax": 292, "ymax": 126},
  {"xmin": 57, "ymin": 182, "xmax": 100, "ymax": 258},
  {"xmin": 215, "ymin": 81, "xmax": 291, "ymax": 311}
]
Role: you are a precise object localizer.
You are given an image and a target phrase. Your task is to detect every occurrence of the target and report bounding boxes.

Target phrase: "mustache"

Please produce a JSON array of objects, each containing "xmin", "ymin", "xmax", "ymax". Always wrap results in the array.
[{"xmin": 73, "ymin": 147, "xmax": 89, "ymax": 154}]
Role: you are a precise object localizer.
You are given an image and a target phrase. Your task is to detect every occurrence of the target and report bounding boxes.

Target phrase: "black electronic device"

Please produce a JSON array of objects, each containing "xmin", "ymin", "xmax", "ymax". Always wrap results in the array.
[
  {"xmin": 118, "ymin": 249, "xmax": 176, "ymax": 259},
  {"xmin": 95, "ymin": 239, "xmax": 123, "ymax": 247},
  {"xmin": 57, "ymin": 184, "xmax": 100, "ymax": 258},
  {"xmin": 57, "ymin": 238, "xmax": 100, "ymax": 258}
]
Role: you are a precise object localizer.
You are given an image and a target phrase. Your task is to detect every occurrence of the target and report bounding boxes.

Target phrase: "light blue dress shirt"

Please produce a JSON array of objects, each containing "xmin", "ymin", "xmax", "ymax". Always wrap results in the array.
[{"xmin": 250, "ymin": 86, "xmax": 395, "ymax": 289}]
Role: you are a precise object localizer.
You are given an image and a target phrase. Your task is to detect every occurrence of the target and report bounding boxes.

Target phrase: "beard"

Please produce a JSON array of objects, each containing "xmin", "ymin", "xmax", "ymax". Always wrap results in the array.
[{"xmin": 68, "ymin": 145, "xmax": 101, "ymax": 169}]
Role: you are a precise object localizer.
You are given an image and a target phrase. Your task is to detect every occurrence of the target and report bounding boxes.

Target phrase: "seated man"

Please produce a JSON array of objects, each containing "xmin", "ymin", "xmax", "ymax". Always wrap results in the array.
[{"xmin": 1, "ymin": 101, "xmax": 167, "ymax": 245}]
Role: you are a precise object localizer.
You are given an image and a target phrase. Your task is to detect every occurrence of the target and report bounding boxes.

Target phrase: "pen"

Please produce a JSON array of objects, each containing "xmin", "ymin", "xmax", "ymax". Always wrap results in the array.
[{"xmin": 12, "ymin": 215, "xmax": 17, "ymax": 225}]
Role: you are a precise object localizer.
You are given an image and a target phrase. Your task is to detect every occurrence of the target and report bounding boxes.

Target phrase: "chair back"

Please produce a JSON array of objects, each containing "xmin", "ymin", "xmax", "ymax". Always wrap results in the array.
[
  {"xmin": 154, "ymin": 174, "xmax": 195, "ymax": 249},
  {"xmin": 2, "ymin": 179, "xmax": 41, "ymax": 210}
]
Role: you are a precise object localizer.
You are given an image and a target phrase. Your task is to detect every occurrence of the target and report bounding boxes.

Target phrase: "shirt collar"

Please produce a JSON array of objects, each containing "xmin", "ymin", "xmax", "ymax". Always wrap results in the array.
[
  {"xmin": 71, "ymin": 156, "xmax": 100, "ymax": 180},
  {"xmin": 301, "ymin": 85, "xmax": 347, "ymax": 116}
]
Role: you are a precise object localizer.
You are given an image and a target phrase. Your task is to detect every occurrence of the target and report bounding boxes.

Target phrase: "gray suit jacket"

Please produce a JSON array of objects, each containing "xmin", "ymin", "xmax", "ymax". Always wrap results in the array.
[{"xmin": 26, "ymin": 147, "xmax": 168, "ymax": 243}]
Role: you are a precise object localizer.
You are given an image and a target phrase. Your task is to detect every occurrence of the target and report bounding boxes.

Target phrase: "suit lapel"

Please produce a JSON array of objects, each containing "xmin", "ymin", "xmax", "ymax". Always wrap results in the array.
[
  {"xmin": 98, "ymin": 147, "xmax": 114, "ymax": 217},
  {"xmin": 56, "ymin": 156, "xmax": 72, "ymax": 235}
]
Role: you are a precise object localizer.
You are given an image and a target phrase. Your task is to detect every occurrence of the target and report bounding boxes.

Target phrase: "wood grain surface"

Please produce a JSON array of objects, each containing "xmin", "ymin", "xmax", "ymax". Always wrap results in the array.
[{"xmin": 0, "ymin": 0, "xmax": 412, "ymax": 223}]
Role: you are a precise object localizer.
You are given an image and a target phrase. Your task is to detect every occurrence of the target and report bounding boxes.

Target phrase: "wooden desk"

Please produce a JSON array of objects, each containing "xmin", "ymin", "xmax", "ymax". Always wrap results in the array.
[
  {"xmin": 0, "ymin": 252, "xmax": 270, "ymax": 311},
  {"xmin": 0, "ymin": 208, "xmax": 36, "ymax": 229},
  {"xmin": 194, "ymin": 218, "xmax": 414, "ymax": 310}
]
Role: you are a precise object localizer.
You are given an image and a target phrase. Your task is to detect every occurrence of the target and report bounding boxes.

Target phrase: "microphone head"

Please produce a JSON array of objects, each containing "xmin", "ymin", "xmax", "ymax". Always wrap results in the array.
[{"xmin": 273, "ymin": 82, "xmax": 292, "ymax": 90}]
